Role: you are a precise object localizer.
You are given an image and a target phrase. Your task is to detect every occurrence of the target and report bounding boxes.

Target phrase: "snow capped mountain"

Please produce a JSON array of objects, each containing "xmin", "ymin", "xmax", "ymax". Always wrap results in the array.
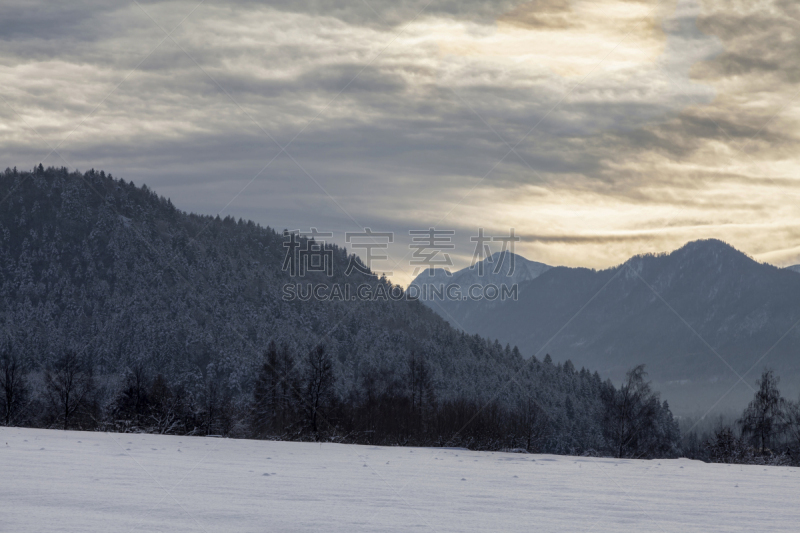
[
  {"xmin": 408, "ymin": 252, "xmax": 552, "ymax": 327},
  {"xmin": 785, "ymin": 264, "xmax": 800, "ymax": 274},
  {"xmin": 409, "ymin": 251, "xmax": 551, "ymax": 296}
]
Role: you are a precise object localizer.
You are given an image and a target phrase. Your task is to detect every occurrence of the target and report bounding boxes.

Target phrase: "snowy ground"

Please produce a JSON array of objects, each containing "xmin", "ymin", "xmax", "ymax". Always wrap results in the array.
[{"xmin": 2, "ymin": 428, "xmax": 799, "ymax": 532}]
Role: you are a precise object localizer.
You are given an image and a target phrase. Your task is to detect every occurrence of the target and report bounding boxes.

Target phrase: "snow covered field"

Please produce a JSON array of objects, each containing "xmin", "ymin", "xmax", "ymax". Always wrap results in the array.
[{"xmin": 2, "ymin": 427, "xmax": 798, "ymax": 532}]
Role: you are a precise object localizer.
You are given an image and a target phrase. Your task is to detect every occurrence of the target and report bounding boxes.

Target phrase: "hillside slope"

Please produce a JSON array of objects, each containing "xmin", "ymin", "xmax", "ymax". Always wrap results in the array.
[{"xmin": 0, "ymin": 166, "xmax": 630, "ymax": 452}]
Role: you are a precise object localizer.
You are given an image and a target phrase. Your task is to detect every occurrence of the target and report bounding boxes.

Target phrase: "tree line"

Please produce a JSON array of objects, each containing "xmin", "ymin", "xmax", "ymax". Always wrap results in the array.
[
  {"xmin": 682, "ymin": 370, "xmax": 800, "ymax": 466},
  {"xmin": 1, "ymin": 338, "xmax": 680, "ymax": 458}
]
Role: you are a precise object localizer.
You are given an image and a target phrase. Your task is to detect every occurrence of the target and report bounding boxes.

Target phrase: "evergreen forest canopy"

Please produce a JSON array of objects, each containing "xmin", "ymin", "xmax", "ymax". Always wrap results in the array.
[{"xmin": 0, "ymin": 165, "xmax": 684, "ymax": 457}]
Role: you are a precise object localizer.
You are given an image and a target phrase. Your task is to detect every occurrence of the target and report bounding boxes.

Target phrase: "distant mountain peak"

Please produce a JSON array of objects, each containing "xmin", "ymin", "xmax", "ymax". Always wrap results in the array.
[
  {"xmin": 679, "ymin": 238, "xmax": 740, "ymax": 254},
  {"xmin": 409, "ymin": 251, "xmax": 552, "ymax": 291},
  {"xmin": 685, "ymin": 237, "xmax": 730, "ymax": 247},
  {"xmin": 622, "ymin": 239, "xmax": 753, "ymax": 270},
  {"xmin": 488, "ymin": 250, "xmax": 523, "ymax": 261}
]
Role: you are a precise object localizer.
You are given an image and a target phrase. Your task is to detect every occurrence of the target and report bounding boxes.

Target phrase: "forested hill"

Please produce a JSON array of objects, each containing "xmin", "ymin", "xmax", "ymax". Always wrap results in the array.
[{"xmin": 0, "ymin": 166, "xmax": 678, "ymax": 456}]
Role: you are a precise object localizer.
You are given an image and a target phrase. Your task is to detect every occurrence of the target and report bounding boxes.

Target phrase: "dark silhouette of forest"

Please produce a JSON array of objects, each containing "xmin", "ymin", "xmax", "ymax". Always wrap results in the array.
[{"xmin": 0, "ymin": 166, "xmax": 682, "ymax": 458}]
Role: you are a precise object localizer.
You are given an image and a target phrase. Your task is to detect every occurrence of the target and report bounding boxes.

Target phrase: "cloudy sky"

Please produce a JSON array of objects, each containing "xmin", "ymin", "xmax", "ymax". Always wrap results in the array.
[{"xmin": 2, "ymin": 0, "xmax": 800, "ymax": 285}]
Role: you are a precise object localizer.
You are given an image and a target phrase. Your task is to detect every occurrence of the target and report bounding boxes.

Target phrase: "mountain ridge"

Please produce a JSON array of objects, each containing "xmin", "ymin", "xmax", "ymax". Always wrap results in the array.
[
  {"xmin": 410, "ymin": 250, "xmax": 551, "ymax": 290},
  {"xmin": 416, "ymin": 238, "xmax": 800, "ymax": 414}
]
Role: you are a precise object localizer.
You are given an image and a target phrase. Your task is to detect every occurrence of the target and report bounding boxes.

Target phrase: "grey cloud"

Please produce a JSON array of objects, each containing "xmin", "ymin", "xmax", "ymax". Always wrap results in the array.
[
  {"xmin": 694, "ymin": 12, "xmax": 800, "ymax": 83},
  {"xmin": 0, "ymin": 1, "xmax": 120, "ymax": 42},
  {"xmin": 497, "ymin": 0, "xmax": 575, "ymax": 30},
  {"xmin": 238, "ymin": 0, "xmax": 521, "ymax": 27},
  {"xmin": 516, "ymin": 224, "xmax": 800, "ymax": 251},
  {"xmin": 0, "ymin": 0, "xmax": 520, "ymax": 41},
  {"xmin": 3, "ymin": 0, "xmax": 800, "ymax": 281},
  {"xmin": 517, "ymin": 232, "xmax": 682, "ymax": 245},
  {"xmin": 295, "ymin": 63, "xmax": 409, "ymax": 95}
]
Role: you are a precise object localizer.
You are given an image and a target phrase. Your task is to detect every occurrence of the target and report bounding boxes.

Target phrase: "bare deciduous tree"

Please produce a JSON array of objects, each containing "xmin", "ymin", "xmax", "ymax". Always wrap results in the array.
[
  {"xmin": 0, "ymin": 342, "xmax": 28, "ymax": 426},
  {"xmin": 45, "ymin": 350, "xmax": 95, "ymax": 430},
  {"xmin": 738, "ymin": 369, "xmax": 786, "ymax": 454},
  {"xmin": 304, "ymin": 345, "xmax": 334, "ymax": 437},
  {"xmin": 603, "ymin": 365, "xmax": 660, "ymax": 458}
]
